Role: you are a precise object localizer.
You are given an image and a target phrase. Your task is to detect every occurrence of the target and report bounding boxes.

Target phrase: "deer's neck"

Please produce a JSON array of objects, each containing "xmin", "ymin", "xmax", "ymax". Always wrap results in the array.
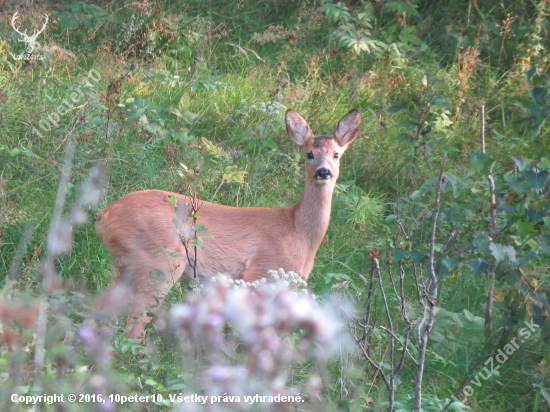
[{"xmin": 292, "ymin": 181, "xmax": 334, "ymax": 249}]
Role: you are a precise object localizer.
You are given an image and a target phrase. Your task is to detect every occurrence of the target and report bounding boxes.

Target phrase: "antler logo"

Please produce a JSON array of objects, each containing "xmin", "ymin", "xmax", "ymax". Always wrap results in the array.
[{"xmin": 10, "ymin": 11, "xmax": 49, "ymax": 60}]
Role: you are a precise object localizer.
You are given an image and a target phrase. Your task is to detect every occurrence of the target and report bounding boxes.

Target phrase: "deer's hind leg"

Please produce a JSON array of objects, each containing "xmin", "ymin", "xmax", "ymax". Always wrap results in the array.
[{"xmin": 97, "ymin": 248, "xmax": 186, "ymax": 339}]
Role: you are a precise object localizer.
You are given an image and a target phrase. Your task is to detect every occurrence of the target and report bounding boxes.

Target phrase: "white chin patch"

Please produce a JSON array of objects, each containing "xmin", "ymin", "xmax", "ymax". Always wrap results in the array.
[{"xmin": 316, "ymin": 178, "xmax": 331, "ymax": 184}]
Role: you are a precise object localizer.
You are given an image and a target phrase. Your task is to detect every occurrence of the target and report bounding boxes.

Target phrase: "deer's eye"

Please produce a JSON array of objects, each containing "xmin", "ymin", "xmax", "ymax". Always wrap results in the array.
[
  {"xmin": 307, "ymin": 152, "xmax": 314, "ymax": 160},
  {"xmin": 334, "ymin": 152, "xmax": 340, "ymax": 159}
]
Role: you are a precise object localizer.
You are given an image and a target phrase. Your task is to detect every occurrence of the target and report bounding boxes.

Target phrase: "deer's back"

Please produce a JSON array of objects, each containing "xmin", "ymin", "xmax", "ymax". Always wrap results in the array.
[{"xmin": 96, "ymin": 190, "xmax": 312, "ymax": 280}]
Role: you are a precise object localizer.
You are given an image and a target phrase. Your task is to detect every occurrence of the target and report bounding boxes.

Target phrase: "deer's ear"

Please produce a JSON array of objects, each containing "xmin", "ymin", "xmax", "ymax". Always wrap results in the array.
[
  {"xmin": 334, "ymin": 109, "xmax": 361, "ymax": 147},
  {"xmin": 286, "ymin": 109, "xmax": 314, "ymax": 146}
]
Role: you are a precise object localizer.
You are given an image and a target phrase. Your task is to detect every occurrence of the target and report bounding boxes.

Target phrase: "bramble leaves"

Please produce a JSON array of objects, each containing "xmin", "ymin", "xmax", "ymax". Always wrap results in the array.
[
  {"xmin": 523, "ymin": 168, "xmax": 549, "ymax": 191},
  {"xmin": 393, "ymin": 249, "xmax": 409, "ymax": 262},
  {"xmin": 468, "ymin": 258, "xmax": 489, "ymax": 277},
  {"xmin": 489, "ymin": 243, "xmax": 517, "ymax": 264},
  {"xmin": 382, "ymin": 1, "xmax": 421, "ymax": 19}
]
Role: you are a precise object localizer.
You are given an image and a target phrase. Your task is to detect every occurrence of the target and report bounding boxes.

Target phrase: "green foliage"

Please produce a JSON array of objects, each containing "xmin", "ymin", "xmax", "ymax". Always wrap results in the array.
[
  {"xmin": 382, "ymin": 1, "xmax": 421, "ymax": 21},
  {"xmin": 1, "ymin": 0, "xmax": 550, "ymax": 410},
  {"xmin": 320, "ymin": 2, "xmax": 386, "ymax": 54},
  {"xmin": 525, "ymin": 68, "xmax": 550, "ymax": 140},
  {"xmin": 52, "ymin": 3, "xmax": 118, "ymax": 29},
  {"xmin": 333, "ymin": 181, "xmax": 385, "ymax": 228},
  {"xmin": 124, "ymin": 96, "xmax": 197, "ymax": 147},
  {"xmin": 391, "ymin": 394, "xmax": 470, "ymax": 411}
]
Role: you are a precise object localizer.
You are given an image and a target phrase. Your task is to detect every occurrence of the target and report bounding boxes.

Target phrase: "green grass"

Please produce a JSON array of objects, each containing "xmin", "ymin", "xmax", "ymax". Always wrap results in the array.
[{"xmin": 1, "ymin": 0, "xmax": 550, "ymax": 411}]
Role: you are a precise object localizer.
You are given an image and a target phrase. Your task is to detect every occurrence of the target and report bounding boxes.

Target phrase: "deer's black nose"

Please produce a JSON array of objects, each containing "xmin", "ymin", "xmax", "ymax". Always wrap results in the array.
[{"xmin": 315, "ymin": 168, "xmax": 332, "ymax": 180}]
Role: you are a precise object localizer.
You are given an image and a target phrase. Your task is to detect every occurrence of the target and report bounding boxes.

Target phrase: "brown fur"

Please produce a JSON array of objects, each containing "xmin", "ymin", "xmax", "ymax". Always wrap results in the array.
[{"xmin": 95, "ymin": 109, "xmax": 361, "ymax": 338}]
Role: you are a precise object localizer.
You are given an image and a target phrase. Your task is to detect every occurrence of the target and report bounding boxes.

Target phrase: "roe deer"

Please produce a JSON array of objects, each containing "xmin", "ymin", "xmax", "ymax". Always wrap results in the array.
[{"xmin": 95, "ymin": 109, "xmax": 361, "ymax": 338}]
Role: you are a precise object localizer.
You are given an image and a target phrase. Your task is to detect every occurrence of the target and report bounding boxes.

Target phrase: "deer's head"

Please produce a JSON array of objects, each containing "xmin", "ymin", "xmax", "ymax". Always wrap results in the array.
[{"xmin": 285, "ymin": 109, "xmax": 361, "ymax": 187}]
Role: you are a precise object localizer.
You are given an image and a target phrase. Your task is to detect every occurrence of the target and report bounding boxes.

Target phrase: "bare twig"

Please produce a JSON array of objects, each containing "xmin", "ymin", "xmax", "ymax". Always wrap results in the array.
[
  {"xmin": 413, "ymin": 262, "xmax": 427, "ymax": 345},
  {"xmin": 378, "ymin": 325, "xmax": 418, "ymax": 366},
  {"xmin": 176, "ymin": 180, "xmax": 204, "ymax": 279},
  {"xmin": 362, "ymin": 262, "xmax": 376, "ymax": 346},
  {"xmin": 481, "ymin": 104, "xmax": 497, "ymax": 338},
  {"xmin": 341, "ymin": 297, "xmax": 390, "ymax": 389},
  {"xmin": 414, "ymin": 153, "xmax": 447, "ymax": 411},
  {"xmin": 440, "ymin": 230, "xmax": 458, "ymax": 253},
  {"xmin": 47, "ymin": 114, "xmax": 81, "ymax": 161},
  {"xmin": 375, "ymin": 257, "xmax": 396, "ymax": 411},
  {"xmin": 395, "ymin": 263, "xmax": 414, "ymax": 371}
]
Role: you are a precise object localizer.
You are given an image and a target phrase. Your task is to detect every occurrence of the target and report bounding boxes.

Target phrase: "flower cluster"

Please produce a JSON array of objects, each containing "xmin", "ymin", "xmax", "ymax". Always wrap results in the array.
[
  {"xmin": 169, "ymin": 269, "xmax": 344, "ymax": 411},
  {"xmin": 250, "ymin": 101, "xmax": 286, "ymax": 117}
]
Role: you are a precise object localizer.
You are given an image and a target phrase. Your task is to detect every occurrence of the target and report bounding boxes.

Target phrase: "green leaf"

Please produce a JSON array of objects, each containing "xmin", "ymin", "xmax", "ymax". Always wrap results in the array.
[
  {"xmin": 489, "ymin": 243, "xmax": 517, "ymax": 264},
  {"xmin": 223, "ymin": 167, "xmax": 247, "ymax": 184},
  {"xmin": 399, "ymin": 26, "xmax": 422, "ymax": 45},
  {"xmin": 411, "ymin": 177, "xmax": 438, "ymax": 201},
  {"xmin": 149, "ymin": 269, "xmax": 165, "ymax": 282},
  {"xmin": 398, "ymin": 133, "xmax": 414, "ymax": 143},
  {"xmin": 388, "ymin": 102, "xmax": 408, "ymax": 113},
  {"xmin": 201, "ymin": 137, "xmax": 230, "ymax": 160},
  {"xmin": 430, "ymin": 330, "xmax": 445, "ymax": 342},
  {"xmin": 131, "ymin": 346, "xmax": 141, "ymax": 355},
  {"xmin": 145, "ymin": 122, "xmax": 163, "ymax": 134},
  {"xmin": 468, "ymin": 152, "xmax": 492, "ymax": 176},
  {"xmin": 537, "ymin": 157, "xmax": 550, "ymax": 170},
  {"xmin": 171, "ymin": 130, "xmax": 193, "ymax": 143},
  {"xmin": 511, "ymin": 156, "xmax": 530, "ymax": 172},
  {"xmin": 496, "ymin": 197, "xmax": 514, "ymax": 214},
  {"xmin": 264, "ymin": 138, "xmax": 277, "ymax": 149},
  {"xmin": 523, "ymin": 169, "xmax": 549, "ymax": 191},
  {"xmin": 192, "ymin": 224, "xmax": 209, "ymax": 232},
  {"xmin": 319, "ymin": 2, "xmax": 352, "ymax": 22},
  {"xmin": 530, "ymin": 104, "xmax": 550, "ymax": 119},
  {"xmin": 470, "ymin": 152, "xmax": 486, "ymax": 168},
  {"xmin": 526, "ymin": 208, "xmax": 544, "ymax": 223},
  {"xmin": 429, "ymin": 92, "xmax": 453, "ymax": 110},
  {"xmin": 440, "ymin": 207, "xmax": 467, "ymax": 224},
  {"xmin": 467, "ymin": 257, "xmax": 489, "ymax": 276},
  {"xmin": 443, "ymin": 172, "xmax": 465, "ymax": 197},
  {"xmin": 531, "ymin": 116, "xmax": 547, "ymax": 140},
  {"xmin": 435, "ymin": 257, "xmax": 457, "ymax": 279},
  {"xmin": 393, "ymin": 249, "xmax": 409, "ymax": 262},
  {"xmin": 441, "ymin": 144, "xmax": 460, "ymax": 153},
  {"xmin": 504, "ymin": 170, "xmax": 527, "ymax": 193},
  {"xmin": 182, "ymin": 110, "xmax": 199, "ymax": 124},
  {"xmin": 463, "ymin": 309, "xmax": 475, "ymax": 322},
  {"xmin": 533, "ymin": 87, "xmax": 548, "ymax": 104},
  {"xmin": 382, "ymin": 1, "xmax": 420, "ymax": 19},
  {"xmin": 166, "ymin": 107, "xmax": 182, "ymax": 118},
  {"xmin": 516, "ymin": 219, "xmax": 534, "ymax": 239},
  {"xmin": 167, "ymin": 252, "xmax": 180, "ymax": 258},
  {"xmin": 412, "ymin": 251, "xmax": 427, "ymax": 262}
]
